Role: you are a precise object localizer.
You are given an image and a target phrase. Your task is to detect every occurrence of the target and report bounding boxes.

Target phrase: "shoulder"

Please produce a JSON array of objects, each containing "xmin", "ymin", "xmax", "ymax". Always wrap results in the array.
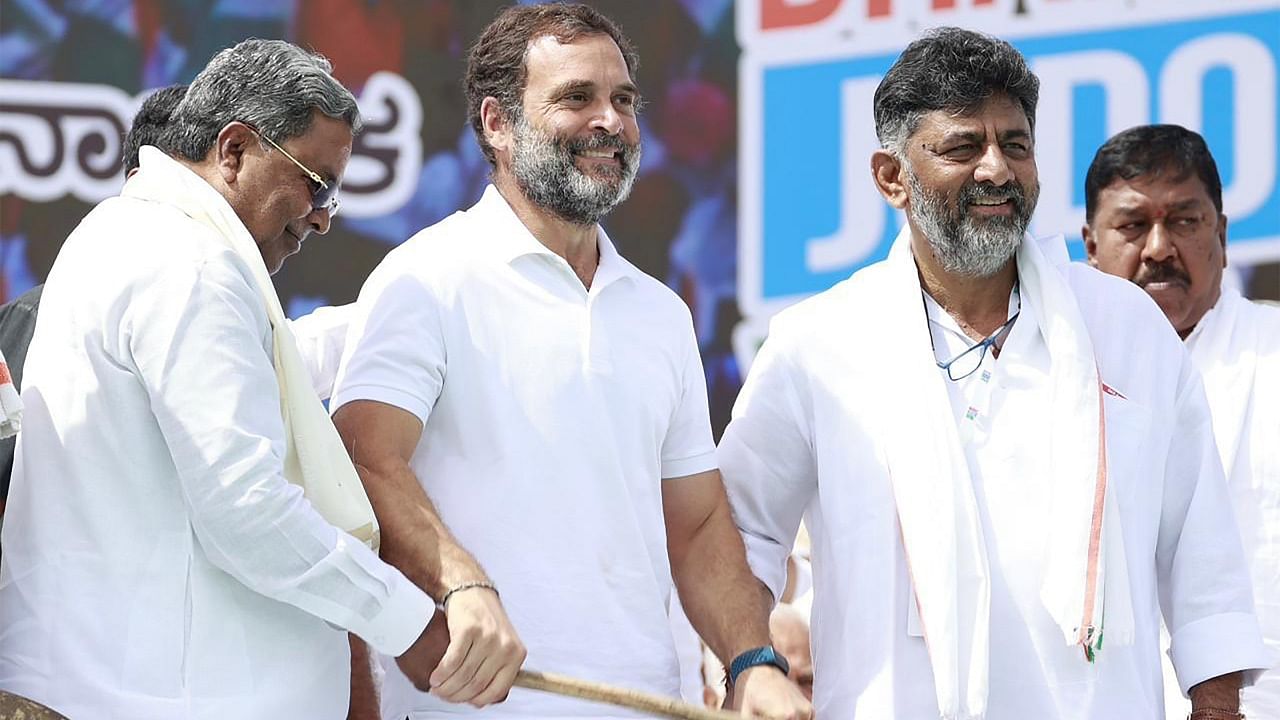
[
  {"xmin": 768, "ymin": 261, "xmax": 889, "ymax": 345},
  {"xmin": 57, "ymin": 197, "xmax": 255, "ymax": 298},
  {"xmin": 621, "ymin": 264, "xmax": 695, "ymax": 324},
  {"xmin": 1239, "ymin": 296, "xmax": 1280, "ymax": 330},
  {"xmin": 1065, "ymin": 261, "xmax": 1167, "ymax": 321},
  {"xmin": 1065, "ymin": 262, "xmax": 1189, "ymax": 406},
  {"xmin": 1067, "ymin": 261, "xmax": 1180, "ymax": 346},
  {"xmin": 1237, "ymin": 296, "xmax": 1280, "ymax": 355},
  {"xmin": 0, "ymin": 285, "xmax": 41, "ymax": 325},
  {"xmin": 366, "ymin": 210, "xmax": 488, "ymax": 291}
]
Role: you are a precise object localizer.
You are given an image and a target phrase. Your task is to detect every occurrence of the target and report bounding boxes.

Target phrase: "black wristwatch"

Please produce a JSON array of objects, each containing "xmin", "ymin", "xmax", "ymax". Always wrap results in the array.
[{"xmin": 728, "ymin": 645, "xmax": 790, "ymax": 686}]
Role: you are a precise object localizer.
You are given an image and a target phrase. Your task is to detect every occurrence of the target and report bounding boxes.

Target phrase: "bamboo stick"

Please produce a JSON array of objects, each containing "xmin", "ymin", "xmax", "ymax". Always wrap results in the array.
[{"xmin": 515, "ymin": 669, "xmax": 740, "ymax": 720}]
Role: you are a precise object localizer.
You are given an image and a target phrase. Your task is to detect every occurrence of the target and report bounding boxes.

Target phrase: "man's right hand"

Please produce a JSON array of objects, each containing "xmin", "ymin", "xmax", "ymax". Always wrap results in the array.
[{"xmin": 427, "ymin": 586, "xmax": 527, "ymax": 707}]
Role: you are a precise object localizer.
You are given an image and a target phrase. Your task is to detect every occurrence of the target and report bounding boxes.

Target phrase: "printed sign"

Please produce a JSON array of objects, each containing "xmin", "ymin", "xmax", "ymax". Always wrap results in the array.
[
  {"xmin": 0, "ymin": 72, "xmax": 423, "ymax": 218},
  {"xmin": 738, "ymin": 0, "xmax": 1280, "ymax": 321}
]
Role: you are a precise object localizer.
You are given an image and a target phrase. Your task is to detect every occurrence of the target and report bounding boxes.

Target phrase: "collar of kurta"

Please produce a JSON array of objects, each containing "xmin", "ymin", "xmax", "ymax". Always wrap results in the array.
[
  {"xmin": 875, "ymin": 226, "xmax": 1134, "ymax": 720},
  {"xmin": 473, "ymin": 184, "xmax": 638, "ymax": 292}
]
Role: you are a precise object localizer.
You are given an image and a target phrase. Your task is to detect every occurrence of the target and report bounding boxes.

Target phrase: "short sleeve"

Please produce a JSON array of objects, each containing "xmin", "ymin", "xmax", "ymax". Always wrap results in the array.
[
  {"xmin": 331, "ymin": 260, "xmax": 446, "ymax": 423},
  {"xmin": 660, "ymin": 317, "xmax": 717, "ymax": 480}
]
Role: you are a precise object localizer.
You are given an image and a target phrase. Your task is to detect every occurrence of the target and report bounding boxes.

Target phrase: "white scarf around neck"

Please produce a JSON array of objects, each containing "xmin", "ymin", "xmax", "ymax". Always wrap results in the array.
[
  {"xmin": 878, "ymin": 226, "xmax": 1133, "ymax": 719},
  {"xmin": 122, "ymin": 146, "xmax": 379, "ymax": 550}
]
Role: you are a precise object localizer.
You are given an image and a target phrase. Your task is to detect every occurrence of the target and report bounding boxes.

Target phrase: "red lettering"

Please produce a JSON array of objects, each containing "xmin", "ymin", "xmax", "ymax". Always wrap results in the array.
[
  {"xmin": 933, "ymin": 0, "xmax": 998, "ymax": 9},
  {"xmin": 761, "ymin": 0, "xmax": 843, "ymax": 29}
]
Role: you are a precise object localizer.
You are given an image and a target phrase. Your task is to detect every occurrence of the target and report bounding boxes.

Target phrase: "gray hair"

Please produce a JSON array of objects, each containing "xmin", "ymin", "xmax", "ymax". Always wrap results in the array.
[
  {"xmin": 165, "ymin": 38, "xmax": 361, "ymax": 162},
  {"xmin": 874, "ymin": 27, "xmax": 1039, "ymax": 155}
]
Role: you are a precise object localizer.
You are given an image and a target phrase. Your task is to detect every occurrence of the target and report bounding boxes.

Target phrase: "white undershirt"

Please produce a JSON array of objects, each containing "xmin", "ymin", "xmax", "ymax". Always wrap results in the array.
[
  {"xmin": 923, "ymin": 284, "xmax": 1020, "ymax": 434},
  {"xmin": 923, "ymin": 287, "xmax": 1118, "ymax": 718}
]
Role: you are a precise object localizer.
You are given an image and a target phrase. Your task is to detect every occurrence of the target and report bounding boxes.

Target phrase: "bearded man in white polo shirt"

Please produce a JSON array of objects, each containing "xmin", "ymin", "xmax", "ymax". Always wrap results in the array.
[
  {"xmin": 718, "ymin": 28, "xmax": 1271, "ymax": 720},
  {"xmin": 0, "ymin": 40, "xmax": 441, "ymax": 719},
  {"xmin": 1084, "ymin": 124, "xmax": 1280, "ymax": 719},
  {"xmin": 331, "ymin": 4, "xmax": 812, "ymax": 719}
]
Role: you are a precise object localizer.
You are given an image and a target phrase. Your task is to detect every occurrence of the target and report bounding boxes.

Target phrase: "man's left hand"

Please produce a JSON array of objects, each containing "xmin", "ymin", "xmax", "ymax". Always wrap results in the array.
[{"xmin": 729, "ymin": 666, "xmax": 814, "ymax": 720}]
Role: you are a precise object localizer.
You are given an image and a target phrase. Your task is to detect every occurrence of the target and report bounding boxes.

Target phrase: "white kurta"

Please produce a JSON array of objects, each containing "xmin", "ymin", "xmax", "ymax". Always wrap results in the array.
[
  {"xmin": 0, "ymin": 182, "xmax": 432, "ymax": 719},
  {"xmin": 719, "ymin": 242, "xmax": 1270, "ymax": 719},
  {"xmin": 331, "ymin": 186, "xmax": 718, "ymax": 719},
  {"xmin": 1186, "ymin": 287, "xmax": 1280, "ymax": 717}
]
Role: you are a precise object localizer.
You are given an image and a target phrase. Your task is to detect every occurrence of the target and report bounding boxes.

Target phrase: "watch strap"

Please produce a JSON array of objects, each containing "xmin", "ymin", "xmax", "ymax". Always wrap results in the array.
[{"xmin": 728, "ymin": 645, "xmax": 790, "ymax": 686}]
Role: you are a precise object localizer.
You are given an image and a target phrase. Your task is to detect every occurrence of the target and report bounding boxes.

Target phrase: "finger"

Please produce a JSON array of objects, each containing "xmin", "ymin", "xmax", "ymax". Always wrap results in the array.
[
  {"xmin": 428, "ymin": 631, "xmax": 475, "ymax": 689},
  {"xmin": 432, "ymin": 633, "xmax": 492, "ymax": 700},
  {"xmin": 470, "ymin": 654, "xmax": 522, "ymax": 706},
  {"xmin": 457, "ymin": 652, "xmax": 505, "ymax": 707},
  {"xmin": 431, "ymin": 650, "xmax": 483, "ymax": 701}
]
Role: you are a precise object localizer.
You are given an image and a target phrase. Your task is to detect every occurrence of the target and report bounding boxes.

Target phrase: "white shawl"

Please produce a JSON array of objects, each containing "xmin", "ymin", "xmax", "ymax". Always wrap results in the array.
[
  {"xmin": 122, "ymin": 146, "xmax": 379, "ymax": 549},
  {"xmin": 878, "ymin": 226, "xmax": 1133, "ymax": 719}
]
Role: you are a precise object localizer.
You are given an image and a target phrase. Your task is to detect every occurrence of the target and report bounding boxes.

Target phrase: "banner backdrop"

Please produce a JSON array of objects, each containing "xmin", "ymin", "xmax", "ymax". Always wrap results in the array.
[
  {"xmin": 1, "ymin": 0, "xmax": 1276, "ymax": 432},
  {"xmin": 736, "ymin": 0, "xmax": 1280, "ymax": 364}
]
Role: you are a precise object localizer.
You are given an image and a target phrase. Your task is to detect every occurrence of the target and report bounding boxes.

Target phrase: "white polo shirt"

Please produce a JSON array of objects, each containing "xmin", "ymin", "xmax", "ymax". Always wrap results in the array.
[{"xmin": 332, "ymin": 185, "xmax": 717, "ymax": 718}]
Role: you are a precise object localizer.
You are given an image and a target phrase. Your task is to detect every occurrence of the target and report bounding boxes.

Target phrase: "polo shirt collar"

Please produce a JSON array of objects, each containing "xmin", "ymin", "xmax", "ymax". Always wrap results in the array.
[{"xmin": 475, "ymin": 184, "xmax": 638, "ymax": 291}]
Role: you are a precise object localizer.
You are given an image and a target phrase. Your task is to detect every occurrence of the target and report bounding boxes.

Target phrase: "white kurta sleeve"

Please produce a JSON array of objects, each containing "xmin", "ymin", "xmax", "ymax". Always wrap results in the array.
[
  {"xmin": 330, "ymin": 261, "xmax": 444, "ymax": 424},
  {"xmin": 717, "ymin": 322, "xmax": 817, "ymax": 602},
  {"xmin": 287, "ymin": 303, "xmax": 353, "ymax": 401},
  {"xmin": 1158, "ymin": 355, "xmax": 1274, "ymax": 694},
  {"xmin": 661, "ymin": 315, "xmax": 717, "ymax": 480},
  {"xmin": 125, "ymin": 254, "xmax": 431, "ymax": 657}
]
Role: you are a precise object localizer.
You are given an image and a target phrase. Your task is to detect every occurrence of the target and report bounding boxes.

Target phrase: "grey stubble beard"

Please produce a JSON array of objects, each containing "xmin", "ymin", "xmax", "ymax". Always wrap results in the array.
[
  {"xmin": 509, "ymin": 112, "xmax": 641, "ymax": 226},
  {"xmin": 904, "ymin": 164, "xmax": 1038, "ymax": 278}
]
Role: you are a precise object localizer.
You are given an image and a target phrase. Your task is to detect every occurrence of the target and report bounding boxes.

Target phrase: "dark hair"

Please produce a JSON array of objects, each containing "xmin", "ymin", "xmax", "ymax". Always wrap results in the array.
[
  {"xmin": 465, "ymin": 2, "xmax": 639, "ymax": 166},
  {"xmin": 874, "ymin": 27, "xmax": 1039, "ymax": 152},
  {"xmin": 1084, "ymin": 124, "xmax": 1223, "ymax": 222},
  {"xmin": 165, "ymin": 38, "xmax": 360, "ymax": 163},
  {"xmin": 122, "ymin": 84, "xmax": 188, "ymax": 174}
]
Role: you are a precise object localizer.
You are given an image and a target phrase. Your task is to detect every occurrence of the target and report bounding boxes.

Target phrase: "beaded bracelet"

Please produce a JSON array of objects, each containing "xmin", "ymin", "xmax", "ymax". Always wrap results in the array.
[
  {"xmin": 1188, "ymin": 709, "xmax": 1245, "ymax": 720},
  {"xmin": 438, "ymin": 580, "xmax": 499, "ymax": 610}
]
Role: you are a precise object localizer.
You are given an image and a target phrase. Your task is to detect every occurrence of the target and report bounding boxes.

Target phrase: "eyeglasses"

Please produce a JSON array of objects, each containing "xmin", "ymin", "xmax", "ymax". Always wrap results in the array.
[
  {"xmin": 243, "ymin": 123, "xmax": 340, "ymax": 216},
  {"xmin": 932, "ymin": 311, "xmax": 1020, "ymax": 382}
]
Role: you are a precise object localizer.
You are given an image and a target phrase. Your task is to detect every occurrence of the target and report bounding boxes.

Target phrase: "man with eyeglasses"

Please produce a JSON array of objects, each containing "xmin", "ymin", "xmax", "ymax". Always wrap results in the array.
[
  {"xmin": 0, "ymin": 40, "xmax": 442, "ymax": 719},
  {"xmin": 1084, "ymin": 124, "xmax": 1280, "ymax": 720},
  {"xmin": 718, "ymin": 28, "xmax": 1270, "ymax": 720}
]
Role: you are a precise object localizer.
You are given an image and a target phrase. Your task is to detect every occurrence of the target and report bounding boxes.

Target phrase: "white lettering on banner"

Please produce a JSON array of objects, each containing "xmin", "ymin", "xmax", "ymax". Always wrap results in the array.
[
  {"xmin": 0, "ymin": 75, "xmax": 425, "ymax": 218},
  {"xmin": 337, "ymin": 71, "xmax": 422, "ymax": 218},
  {"xmin": 738, "ymin": 2, "xmax": 1280, "ymax": 327},
  {"xmin": 1159, "ymin": 34, "xmax": 1277, "ymax": 219},
  {"xmin": 805, "ymin": 77, "xmax": 889, "ymax": 274},
  {"xmin": 1031, "ymin": 50, "xmax": 1149, "ymax": 238},
  {"xmin": 0, "ymin": 81, "xmax": 134, "ymax": 203}
]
